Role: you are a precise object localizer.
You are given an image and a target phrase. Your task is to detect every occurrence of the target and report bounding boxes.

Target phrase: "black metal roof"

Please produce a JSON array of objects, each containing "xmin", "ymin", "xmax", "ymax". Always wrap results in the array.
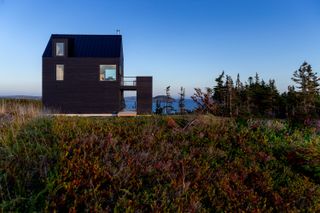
[{"xmin": 42, "ymin": 34, "xmax": 122, "ymax": 57}]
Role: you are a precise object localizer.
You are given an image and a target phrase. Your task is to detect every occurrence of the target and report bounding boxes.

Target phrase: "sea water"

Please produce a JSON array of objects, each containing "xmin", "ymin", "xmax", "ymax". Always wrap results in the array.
[{"xmin": 124, "ymin": 98, "xmax": 197, "ymax": 113}]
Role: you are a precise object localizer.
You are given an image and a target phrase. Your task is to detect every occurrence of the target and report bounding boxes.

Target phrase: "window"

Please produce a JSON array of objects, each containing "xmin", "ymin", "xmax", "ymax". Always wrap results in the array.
[
  {"xmin": 56, "ymin": 64, "xmax": 64, "ymax": 81},
  {"xmin": 56, "ymin": 42, "xmax": 64, "ymax": 56},
  {"xmin": 100, "ymin": 65, "xmax": 116, "ymax": 81}
]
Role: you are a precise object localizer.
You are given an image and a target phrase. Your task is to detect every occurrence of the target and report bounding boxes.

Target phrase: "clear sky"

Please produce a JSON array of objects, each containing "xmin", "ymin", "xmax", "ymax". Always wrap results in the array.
[{"xmin": 0, "ymin": 0, "xmax": 319, "ymax": 97}]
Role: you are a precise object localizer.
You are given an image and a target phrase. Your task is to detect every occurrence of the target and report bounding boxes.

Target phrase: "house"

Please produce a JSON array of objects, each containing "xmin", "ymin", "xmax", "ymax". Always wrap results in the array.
[{"xmin": 42, "ymin": 34, "xmax": 152, "ymax": 114}]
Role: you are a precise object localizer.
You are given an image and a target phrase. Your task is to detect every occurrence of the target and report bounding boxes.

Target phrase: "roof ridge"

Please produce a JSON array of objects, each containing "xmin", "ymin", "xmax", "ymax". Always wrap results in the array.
[{"xmin": 51, "ymin": 34, "xmax": 121, "ymax": 37}]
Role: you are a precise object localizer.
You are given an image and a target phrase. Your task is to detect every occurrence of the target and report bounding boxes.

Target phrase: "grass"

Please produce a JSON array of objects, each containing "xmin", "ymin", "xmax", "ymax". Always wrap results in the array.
[{"xmin": 1, "ymin": 99, "xmax": 320, "ymax": 211}]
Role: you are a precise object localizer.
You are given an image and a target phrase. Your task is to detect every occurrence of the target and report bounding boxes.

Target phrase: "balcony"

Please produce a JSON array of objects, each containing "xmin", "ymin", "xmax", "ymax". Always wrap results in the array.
[{"xmin": 121, "ymin": 76, "xmax": 137, "ymax": 90}]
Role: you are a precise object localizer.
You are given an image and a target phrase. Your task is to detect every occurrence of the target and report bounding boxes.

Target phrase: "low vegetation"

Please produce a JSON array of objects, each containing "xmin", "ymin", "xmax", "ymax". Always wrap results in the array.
[{"xmin": 1, "ymin": 99, "xmax": 320, "ymax": 211}]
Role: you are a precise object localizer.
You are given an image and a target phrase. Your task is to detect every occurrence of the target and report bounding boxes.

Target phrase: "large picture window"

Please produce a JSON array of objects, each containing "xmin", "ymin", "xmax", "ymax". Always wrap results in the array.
[
  {"xmin": 100, "ymin": 65, "xmax": 116, "ymax": 81},
  {"xmin": 56, "ymin": 64, "xmax": 64, "ymax": 81},
  {"xmin": 56, "ymin": 42, "xmax": 64, "ymax": 56}
]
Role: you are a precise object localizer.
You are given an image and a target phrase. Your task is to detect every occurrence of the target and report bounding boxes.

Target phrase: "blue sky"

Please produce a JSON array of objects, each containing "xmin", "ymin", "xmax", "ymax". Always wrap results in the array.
[{"xmin": 0, "ymin": 0, "xmax": 319, "ymax": 97}]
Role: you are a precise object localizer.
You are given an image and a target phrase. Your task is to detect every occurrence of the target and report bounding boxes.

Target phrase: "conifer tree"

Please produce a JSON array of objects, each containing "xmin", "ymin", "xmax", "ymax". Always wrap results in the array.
[
  {"xmin": 225, "ymin": 75, "xmax": 234, "ymax": 116},
  {"xmin": 292, "ymin": 62, "xmax": 319, "ymax": 116},
  {"xmin": 235, "ymin": 73, "xmax": 242, "ymax": 91},
  {"xmin": 285, "ymin": 85, "xmax": 298, "ymax": 118},
  {"xmin": 165, "ymin": 86, "xmax": 174, "ymax": 114},
  {"xmin": 235, "ymin": 73, "xmax": 243, "ymax": 116},
  {"xmin": 268, "ymin": 79, "xmax": 278, "ymax": 117},
  {"xmin": 255, "ymin": 72, "xmax": 260, "ymax": 85},
  {"xmin": 213, "ymin": 71, "xmax": 226, "ymax": 115},
  {"xmin": 213, "ymin": 71, "xmax": 225, "ymax": 104},
  {"xmin": 178, "ymin": 86, "xmax": 186, "ymax": 114}
]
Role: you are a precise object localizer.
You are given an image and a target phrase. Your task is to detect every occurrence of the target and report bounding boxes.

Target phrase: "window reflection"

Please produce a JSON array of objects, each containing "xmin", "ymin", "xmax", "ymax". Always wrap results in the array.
[
  {"xmin": 100, "ymin": 65, "xmax": 116, "ymax": 81},
  {"xmin": 56, "ymin": 42, "xmax": 64, "ymax": 56}
]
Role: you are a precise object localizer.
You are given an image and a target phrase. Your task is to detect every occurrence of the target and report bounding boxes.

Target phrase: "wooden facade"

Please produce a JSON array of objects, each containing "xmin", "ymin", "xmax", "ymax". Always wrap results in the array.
[
  {"xmin": 42, "ymin": 34, "xmax": 152, "ymax": 114},
  {"xmin": 136, "ymin": 77, "xmax": 153, "ymax": 114}
]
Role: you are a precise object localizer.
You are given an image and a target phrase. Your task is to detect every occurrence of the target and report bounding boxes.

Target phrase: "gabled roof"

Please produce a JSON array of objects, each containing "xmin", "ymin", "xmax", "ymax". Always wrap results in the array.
[{"xmin": 42, "ymin": 34, "xmax": 122, "ymax": 57}]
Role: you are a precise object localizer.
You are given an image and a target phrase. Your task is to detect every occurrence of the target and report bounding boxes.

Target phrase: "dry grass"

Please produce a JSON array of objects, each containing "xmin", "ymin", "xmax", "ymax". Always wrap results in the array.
[
  {"xmin": 0, "ymin": 99, "xmax": 42, "ymax": 122},
  {"xmin": 0, "ymin": 99, "xmax": 43, "ymax": 148}
]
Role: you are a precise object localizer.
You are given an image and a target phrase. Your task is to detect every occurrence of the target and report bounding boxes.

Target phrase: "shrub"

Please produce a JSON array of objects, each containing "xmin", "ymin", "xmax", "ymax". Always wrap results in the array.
[{"xmin": 1, "ymin": 112, "xmax": 320, "ymax": 211}]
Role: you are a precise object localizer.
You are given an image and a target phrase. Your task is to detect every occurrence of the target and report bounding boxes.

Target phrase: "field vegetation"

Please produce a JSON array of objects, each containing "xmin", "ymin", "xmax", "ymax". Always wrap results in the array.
[{"xmin": 1, "ymin": 99, "xmax": 320, "ymax": 211}]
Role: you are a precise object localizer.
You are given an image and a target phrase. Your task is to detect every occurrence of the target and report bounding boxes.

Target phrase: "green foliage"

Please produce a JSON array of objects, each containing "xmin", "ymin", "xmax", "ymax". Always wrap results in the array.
[
  {"xmin": 291, "ymin": 62, "xmax": 320, "ymax": 118},
  {"xmin": 178, "ymin": 86, "xmax": 186, "ymax": 114},
  {"xmin": 1, "ymin": 107, "xmax": 320, "ymax": 211},
  {"xmin": 192, "ymin": 62, "xmax": 320, "ymax": 124},
  {"xmin": 0, "ymin": 117, "xmax": 58, "ymax": 211}
]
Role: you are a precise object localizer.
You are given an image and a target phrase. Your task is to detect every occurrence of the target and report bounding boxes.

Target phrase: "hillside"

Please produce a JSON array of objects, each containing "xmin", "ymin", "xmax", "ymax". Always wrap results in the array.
[{"xmin": 0, "ymin": 99, "xmax": 320, "ymax": 211}]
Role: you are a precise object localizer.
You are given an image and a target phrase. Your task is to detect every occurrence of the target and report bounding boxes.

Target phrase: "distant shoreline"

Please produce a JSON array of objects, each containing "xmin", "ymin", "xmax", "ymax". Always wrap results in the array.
[{"xmin": 0, "ymin": 95, "xmax": 41, "ymax": 100}]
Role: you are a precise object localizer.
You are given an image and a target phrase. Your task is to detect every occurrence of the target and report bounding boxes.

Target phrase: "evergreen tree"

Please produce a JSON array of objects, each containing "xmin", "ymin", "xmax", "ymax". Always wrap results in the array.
[
  {"xmin": 268, "ymin": 79, "xmax": 279, "ymax": 117},
  {"xmin": 155, "ymin": 100, "xmax": 163, "ymax": 114},
  {"xmin": 225, "ymin": 75, "xmax": 234, "ymax": 116},
  {"xmin": 191, "ymin": 67, "xmax": 319, "ymax": 120},
  {"xmin": 165, "ymin": 86, "xmax": 174, "ymax": 114},
  {"xmin": 285, "ymin": 85, "xmax": 298, "ymax": 118},
  {"xmin": 292, "ymin": 62, "xmax": 319, "ymax": 116},
  {"xmin": 235, "ymin": 73, "xmax": 243, "ymax": 116},
  {"xmin": 213, "ymin": 71, "xmax": 225, "ymax": 103},
  {"xmin": 235, "ymin": 73, "xmax": 242, "ymax": 91},
  {"xmin": 254, "ymin": 72, "xmax": 260, "ymax": 85},
  {"xmin": 178, "ymin": 86, "xmax": 186, "ymax": 114},
  {"xmin": 213, "ymin": 71, "xmax": 226, "ymax": 115},
  {"xmin": 248, "ymin": 76, "xmax": 253, "ymax": 86}
]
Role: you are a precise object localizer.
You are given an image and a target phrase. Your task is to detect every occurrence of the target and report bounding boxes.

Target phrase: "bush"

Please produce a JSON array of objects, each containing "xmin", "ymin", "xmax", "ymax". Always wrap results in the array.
[{"xmin": 1, "ymin": 113, "xmax": 320, "ymax": 211}]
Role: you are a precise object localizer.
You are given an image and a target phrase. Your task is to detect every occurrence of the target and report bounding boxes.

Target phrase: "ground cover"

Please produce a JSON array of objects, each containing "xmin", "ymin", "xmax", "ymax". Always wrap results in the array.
[{"xmin": 1, "ymin": 99, "xmax": 320, "ymax": 211}]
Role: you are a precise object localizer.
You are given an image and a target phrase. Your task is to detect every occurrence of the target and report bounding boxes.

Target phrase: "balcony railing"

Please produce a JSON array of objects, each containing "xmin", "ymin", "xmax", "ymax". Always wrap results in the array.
[{"xmin": 121, "ymin": 76, "xmax": 136, "ymax": 86}]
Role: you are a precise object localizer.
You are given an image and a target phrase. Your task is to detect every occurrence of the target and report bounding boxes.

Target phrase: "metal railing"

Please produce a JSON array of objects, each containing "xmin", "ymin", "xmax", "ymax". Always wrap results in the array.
[{"xmin": 121, "ymin": 76, "xmax": 136, "ymax": 86}]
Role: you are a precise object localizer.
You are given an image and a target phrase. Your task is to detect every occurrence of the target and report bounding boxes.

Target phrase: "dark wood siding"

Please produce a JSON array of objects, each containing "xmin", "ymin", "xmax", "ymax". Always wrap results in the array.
[
  {"xmin": 43, "ymin": 57, "xmax": 122, "ymax": 113},
  {"xmin": 136, "ymin": 77, "xmax": 153, "ymax": 114},
  {"xmin": 42, "ymin": 35, "xmax": 153, "ymax": 115}
]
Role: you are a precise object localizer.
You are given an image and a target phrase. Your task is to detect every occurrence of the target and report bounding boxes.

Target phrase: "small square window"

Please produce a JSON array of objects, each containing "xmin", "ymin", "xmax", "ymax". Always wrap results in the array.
[
  {"xmin": 100, "ymin": 65, "xmax": 116, "ymax": 81},
  {"xmin": 56, "ymin": 64, "xmax": 64, "ymax": 81},
  {"xmin": 56, "ymin": 42, "xmax": 64, "ymax": 56}
]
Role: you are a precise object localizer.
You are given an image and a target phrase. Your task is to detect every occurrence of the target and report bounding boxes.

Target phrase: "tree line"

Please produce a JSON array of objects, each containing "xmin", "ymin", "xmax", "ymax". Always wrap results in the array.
[{"xmin": 191, "ymin": 62, "xmax": 320, "ymax": 122}]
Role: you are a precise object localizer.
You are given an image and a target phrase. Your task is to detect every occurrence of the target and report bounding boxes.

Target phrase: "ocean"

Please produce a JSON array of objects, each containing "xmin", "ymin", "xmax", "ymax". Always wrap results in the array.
[{"xmin": 124, "ymin": 98, "xmax": 198, "ymax": 113}]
